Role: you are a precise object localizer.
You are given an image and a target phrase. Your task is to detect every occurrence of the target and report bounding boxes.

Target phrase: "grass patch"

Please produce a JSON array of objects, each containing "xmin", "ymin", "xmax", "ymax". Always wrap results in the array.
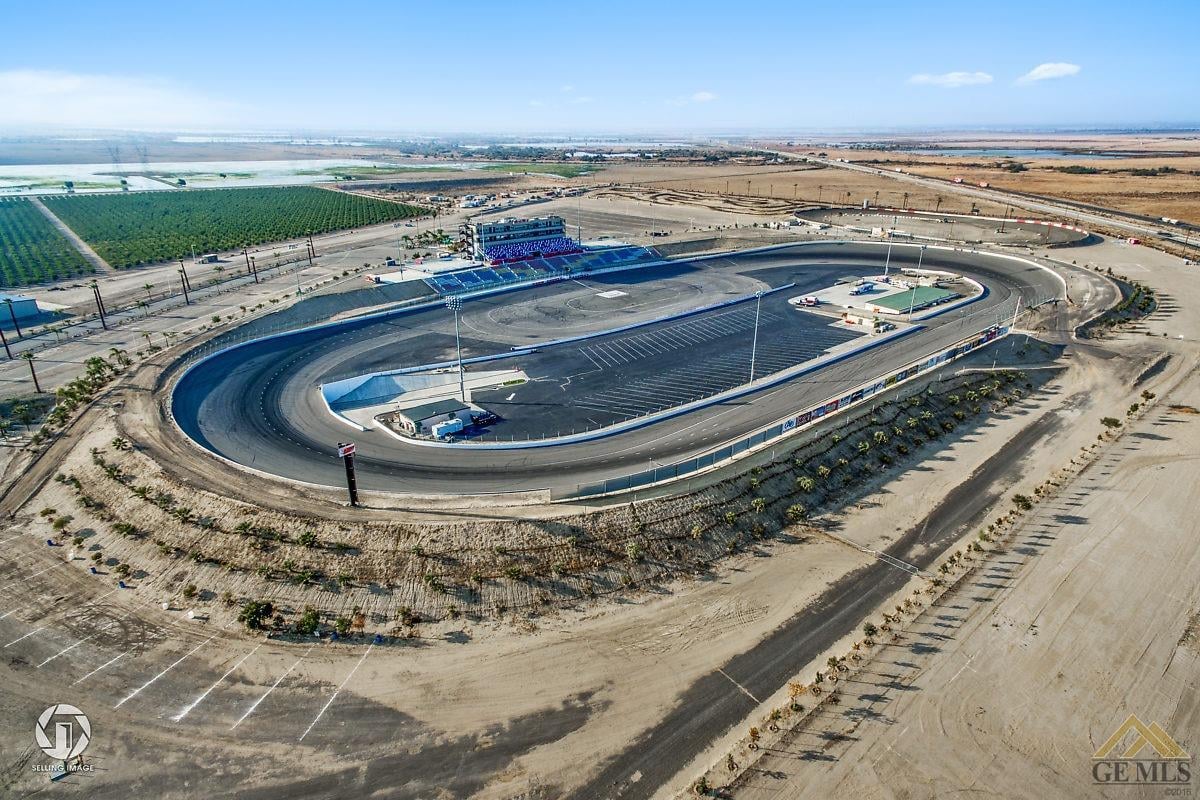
[{"xmin": 481, "ymin": 162, "xmax": 598, "ymax": 178}]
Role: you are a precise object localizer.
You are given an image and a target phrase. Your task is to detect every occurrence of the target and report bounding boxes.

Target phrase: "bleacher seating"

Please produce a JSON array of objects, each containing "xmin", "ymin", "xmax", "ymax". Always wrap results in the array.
[
  {"xmin": 424, "ymin": 246, "xmax": 662, "ymax": 296},
  {"xmin": 484, "ymin": 237, "xmax": 582, "ymax": 263}
]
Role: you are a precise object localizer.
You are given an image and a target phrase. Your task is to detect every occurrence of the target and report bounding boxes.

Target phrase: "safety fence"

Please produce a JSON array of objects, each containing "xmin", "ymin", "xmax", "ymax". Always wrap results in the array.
[{"xmin": 553, "ymin": 323, "xmax": 1010, "ymax": 500}]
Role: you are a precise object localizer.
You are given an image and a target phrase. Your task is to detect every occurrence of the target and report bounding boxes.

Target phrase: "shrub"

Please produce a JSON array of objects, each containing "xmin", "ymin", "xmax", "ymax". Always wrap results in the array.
[{"xmin": 238, "ymin": 599, "xmax": 274, "ymax": 630}]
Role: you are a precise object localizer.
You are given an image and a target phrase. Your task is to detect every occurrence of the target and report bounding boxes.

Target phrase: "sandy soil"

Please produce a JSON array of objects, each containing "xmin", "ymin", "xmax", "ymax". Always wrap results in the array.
[
  {"xmin": 729, "ymin": 362, "xmax": 1200, "ymax": 800},
  {"xmin": 678, "ymin": 223, "xmax": 1200, "ymax": 799},
  {"xmin": 765, "ymin": 136, "xmax": 1200, "ymax": 226}
]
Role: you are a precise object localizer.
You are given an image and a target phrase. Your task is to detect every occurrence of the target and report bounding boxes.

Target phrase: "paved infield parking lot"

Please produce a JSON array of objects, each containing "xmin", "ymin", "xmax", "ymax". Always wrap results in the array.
[{"xmin": 470, "ymin": 292, "xmax": 862, "ymax": 439}]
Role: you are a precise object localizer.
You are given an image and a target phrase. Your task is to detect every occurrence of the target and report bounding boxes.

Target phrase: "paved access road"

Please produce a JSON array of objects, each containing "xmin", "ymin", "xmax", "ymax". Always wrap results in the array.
[{"xmin": 172, "ymin": 243, "xmax": 1062, "ymax": 495}]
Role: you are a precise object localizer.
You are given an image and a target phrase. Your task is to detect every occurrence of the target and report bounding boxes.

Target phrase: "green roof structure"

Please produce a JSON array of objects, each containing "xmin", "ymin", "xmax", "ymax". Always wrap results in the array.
[{"xmin": 869, "ymin": 286, "xmax": 959, "ymax": 312}]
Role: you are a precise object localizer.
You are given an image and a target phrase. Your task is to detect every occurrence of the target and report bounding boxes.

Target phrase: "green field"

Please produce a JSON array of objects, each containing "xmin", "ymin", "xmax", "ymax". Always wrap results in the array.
[
  {"xmin": 481, "ymin": 162, "xmax": 599, "ymax": 178},
  {"xmin": 42, "ymin": 186, "xmax": 428, "ymax": 268},
  {"xmin": 0, "ymin": 198, "xmax": 92, "ymax": 287}
]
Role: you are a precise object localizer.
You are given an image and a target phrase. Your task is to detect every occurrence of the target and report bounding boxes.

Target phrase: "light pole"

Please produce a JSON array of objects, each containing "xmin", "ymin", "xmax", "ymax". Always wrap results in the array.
[
  {"xmin": 749, "ymin": 290, "xmax": 764, "ymax": 385},
  {"xmin": 908, "ymin": 245, "xmax": 926, "ymax": 317},
  {"xmin": 883, "ymin": 236, "xmax": 893, "ymax": 278},
  {"xmin": 446, "ymin": 296, "xmax": 466, "ymax": 402},
  {"xmin": 0, "ymin": 325, "xmax": 10, "ymax": 359}
]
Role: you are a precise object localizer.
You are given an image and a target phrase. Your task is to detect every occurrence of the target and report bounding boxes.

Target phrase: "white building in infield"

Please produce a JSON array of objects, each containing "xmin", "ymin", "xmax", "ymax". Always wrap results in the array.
[{"xmin": 464, "ymin": 216, "xmax": 577, "ymax": 262}]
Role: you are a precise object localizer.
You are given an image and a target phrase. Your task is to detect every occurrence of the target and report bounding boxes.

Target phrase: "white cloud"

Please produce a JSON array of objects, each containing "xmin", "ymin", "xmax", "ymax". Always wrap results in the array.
[
  {"xmin": 1017, "ymin": 62, "xmax": 1081, "ymax": 84},
  {"xmin": 907, "ymin": 71, "xmax": 993, "ymax": 88},
  {"xmin": 570, "ymin": 95, "xmax": 594, "ymax": 105},
  {"xmin": 528, "ymin": 99, "xmax": 545, "ymax": 107},
  {"xmin": 560, "ymin": 84, "xmax": 575, "ymax": 93},
  {"xmin": 0, "ymin": 69, "xmax": 239, "ymax": 130},
  {"xmin": 668, "ymin": 90, "xmax": 719, "ymax": 107}
]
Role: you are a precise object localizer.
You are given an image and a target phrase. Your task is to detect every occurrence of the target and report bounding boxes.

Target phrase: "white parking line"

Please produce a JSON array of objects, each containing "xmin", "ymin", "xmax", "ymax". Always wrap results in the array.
[
  {"xmin": 172, "ymin": 642, "xmax": 263, "ymax": 722},
  {"xmin": 0, "ymin": 563, "xmax": 58, "ymax": 594},
  {"xmin": 578, "ymin": 348, "xmax": 604, "ymax": 369},
  {"xmin": 3, "ymin": 627, "xmax": 46, "ymax": 647},
  {"xmin": 72, "ymin": 649, "xmax": 130, "ymax": 685},
  {"xmin": 38, "ymin": 633, "xmax": 99, "ymax": 667},
  {"xmin": 114, "ymin": 635, "xmax": 216, "ymax": 709},
  {"xmin": 298, "ymin": 644, "xmax": 374, "ymax": 742},
  {"xmin": 231, "ymin": 646, "xmax": 312, "ymax": 730}
]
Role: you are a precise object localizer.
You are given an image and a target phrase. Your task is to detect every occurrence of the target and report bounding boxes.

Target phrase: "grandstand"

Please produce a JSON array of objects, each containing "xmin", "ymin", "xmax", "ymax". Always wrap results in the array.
[
  {"xmin": 423, "ymin": 245, "xmax": 661, "ymax": 296},
  {"xmin": 466, "ymin": 215, "xmax": 583, "ymax": 263},
  {"xmin": 484, "ymin": 236, "xmax": 582, "ymax": 263}
]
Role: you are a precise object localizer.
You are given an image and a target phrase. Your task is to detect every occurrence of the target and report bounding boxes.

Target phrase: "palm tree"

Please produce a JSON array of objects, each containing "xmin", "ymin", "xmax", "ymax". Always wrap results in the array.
[
  {"xmin": 12, "ymin": 402, "xmax": 34, "ymax": 430},
  {"xmin": 143, "ymin": 283, "xmax": 154, "ymax": 302}
]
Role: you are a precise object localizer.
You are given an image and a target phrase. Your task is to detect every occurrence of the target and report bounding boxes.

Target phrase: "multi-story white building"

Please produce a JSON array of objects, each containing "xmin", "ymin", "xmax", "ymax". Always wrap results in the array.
[{"xmin": 465, "ymin": 216, "xmax": 575, "ymax": 262}]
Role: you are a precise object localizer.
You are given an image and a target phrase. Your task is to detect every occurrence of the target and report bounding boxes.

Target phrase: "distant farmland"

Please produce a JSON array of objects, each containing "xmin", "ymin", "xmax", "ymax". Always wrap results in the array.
[
  {"xmin": 42, "ymin": 186, "xmax": 427, "ymax": 269},
  {"xmin": 0, "ymin": 198, "xmax": 92, "ymax": 287}
]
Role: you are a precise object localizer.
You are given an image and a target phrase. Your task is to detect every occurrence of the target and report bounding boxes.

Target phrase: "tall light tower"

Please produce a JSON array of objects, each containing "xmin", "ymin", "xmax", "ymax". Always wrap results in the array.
[
  {"xmin": 749, "ymin": 290, "xmax": 764, "ymax": 385},
  {"xmin": 446, "ymin": 295, "xmax": 466, "ymax": 402},
  {"xmin": 908, "ymin": 245, "xmax": 927, "ymax": 317}
]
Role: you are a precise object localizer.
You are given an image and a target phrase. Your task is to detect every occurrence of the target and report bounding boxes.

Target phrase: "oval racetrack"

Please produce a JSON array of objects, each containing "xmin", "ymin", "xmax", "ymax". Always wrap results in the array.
[{"xmin": 172, "ymin": 243, "xmax": 1061, "ymax": 495}]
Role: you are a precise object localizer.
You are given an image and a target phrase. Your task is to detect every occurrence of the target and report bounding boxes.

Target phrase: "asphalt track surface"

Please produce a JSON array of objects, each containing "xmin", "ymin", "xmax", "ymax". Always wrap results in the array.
[
  {"xmin": 172, "ymin": 243, "xmax": 1060, "ymax": 495},
  {"xmin": 460, "ymin": 294, "xmax": 863, "ymax": 439}
]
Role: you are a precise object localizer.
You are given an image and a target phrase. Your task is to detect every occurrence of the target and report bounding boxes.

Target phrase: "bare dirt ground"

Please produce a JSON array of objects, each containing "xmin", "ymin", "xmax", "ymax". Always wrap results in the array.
[
  {"xmin": 728, "ymin": 364, "xmax": 1200, "ymax": 800},
  {"xmin": 610, "ymin": 164, "xmax": 1015, "ymax": 218},
  {"xmin": 674, "ymin": 229, "xmax": 1200, "ymax": 799},
  {"xmin": 767, "ymin": 135, "xmax": 1200, "ymax": 225}
]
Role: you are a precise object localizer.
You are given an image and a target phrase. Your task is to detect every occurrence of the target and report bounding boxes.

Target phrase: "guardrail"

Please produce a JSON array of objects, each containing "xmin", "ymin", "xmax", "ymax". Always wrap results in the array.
[{"xmin": 552, "ymin": 322, "xmax": 1012, "ymax": 500}]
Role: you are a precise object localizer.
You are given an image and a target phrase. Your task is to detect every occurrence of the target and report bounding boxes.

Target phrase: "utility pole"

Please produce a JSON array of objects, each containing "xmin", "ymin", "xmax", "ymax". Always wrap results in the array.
[
  {"xmin": 243, "ymin": 248, "xmax": 252, "ymax": 276},
  {"xmin": 22, "ymin": 353, "xmax": 40, "ymax": 393},
  {"xmin": 91, "ymin": 282, "xmax": 108, "ymax": 330},
  {"xmin": 178, "ymin": 260, "xmax": 192, "ymax": 292},
  {"xmin": 4, "ymin": 300, "xmax": 22, "ymax": 339},
  {"xmin": 1000, "ymin": 202, "xmax": 1011, "ymax": 234},
  {"xmin": 446, "ymin": 295, "xmax": 466, "ymax": 402},
  {"xmin": 749, "ymin": 290, "xmax": 764, "ymax": 385},
  {"xmin": 883, "ymin": 236, "xmax": 894, "ymax": 278},
  {"xmin": 0, "ymin": 325, "xmax": 10, "ymax": 359},
  {"xmin": 249, "ymin": 255, "xmax": 259, "ymax": 283},
  {"xmin": 179, "ymin": 268, "xmax": 191, "ymax": 305}
]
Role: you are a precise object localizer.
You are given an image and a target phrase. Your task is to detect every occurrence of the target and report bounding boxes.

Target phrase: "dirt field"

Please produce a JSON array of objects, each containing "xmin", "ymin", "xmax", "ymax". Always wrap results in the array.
[
  {"xmin": 682, "ymin": 234, "xmax": 1200, "ymax": 799},
  {"xmin": 730, "ymin": 365, "xmax": 1200, "ymax": 800},
  {"xmin": 767, "ymin": 135, "xmax": 1200, "ymax": 225},
  {"xmin": 598, "ymin": 163, "xmax": 1015, "ymax": 217}
]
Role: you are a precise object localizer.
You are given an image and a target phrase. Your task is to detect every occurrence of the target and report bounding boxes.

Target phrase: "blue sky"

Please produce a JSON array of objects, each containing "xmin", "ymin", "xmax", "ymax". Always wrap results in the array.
[{"xmin": 2, "ymin": 0, "xmax": 1197, "ymax": 133}]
